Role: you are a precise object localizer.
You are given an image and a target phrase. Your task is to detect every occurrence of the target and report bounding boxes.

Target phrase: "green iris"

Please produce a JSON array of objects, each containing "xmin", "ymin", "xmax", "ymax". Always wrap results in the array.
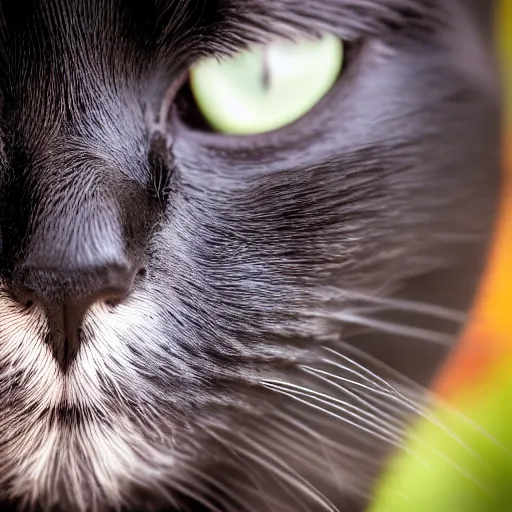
[{"xmin": 189, "ymin": 34, "xmax": 343, "ymax": 134}]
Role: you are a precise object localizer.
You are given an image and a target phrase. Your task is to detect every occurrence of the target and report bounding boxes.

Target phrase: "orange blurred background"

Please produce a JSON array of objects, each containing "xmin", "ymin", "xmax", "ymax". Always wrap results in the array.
[{"xmin": 436, "ymin": 0, "xmax": 512, "ymax": 401}]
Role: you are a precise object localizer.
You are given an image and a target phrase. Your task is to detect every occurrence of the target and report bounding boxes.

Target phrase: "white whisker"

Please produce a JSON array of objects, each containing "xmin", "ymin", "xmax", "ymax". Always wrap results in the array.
[
  {"xmin": 320, "ymin": 348, "xmax": 490, "ymax": 463},
  {"xmin": 262, "ymin": 381, "xmax": 404, "ymax": 448},
  {"xmin": 301, "ymin": 367, "xmax": 409, "ymax": 431},
  {"xmin": 307, "ymin": 349, "xmax": 498, "ymax": 495},
  {"xmin": 317, "ymin": 287, "xmax": 467, "ymax": 323},
  {"xmin": 236, "ymin": 432, "xmax": 341, "ymax": 512},
  {"xmin": 319, "ymin": 311, "xmax": 454, "ymax": 344},
  {"xmin": 200, "ymin": 427, "xmax": 298, "ymax": 512},
  {"xmin": 301, "ymin": 365, "xmax": 400, "ymax": 402},
  {"xmin": 272, "ymin": 412, "xmax": 380, "ymax": 467}
]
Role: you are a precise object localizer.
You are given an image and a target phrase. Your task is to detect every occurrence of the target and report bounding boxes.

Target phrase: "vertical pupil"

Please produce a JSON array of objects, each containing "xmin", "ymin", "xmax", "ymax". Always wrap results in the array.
[{"xmin": 261, "ymin": 48, "xmax": 271, "ymax": 91}]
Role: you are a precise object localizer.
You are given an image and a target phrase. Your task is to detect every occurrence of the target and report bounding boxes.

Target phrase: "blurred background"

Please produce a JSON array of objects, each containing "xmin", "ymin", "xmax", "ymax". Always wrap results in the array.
[{"xmin": 371, "ymin": 1, "xmax": 512, "ymax": 510}]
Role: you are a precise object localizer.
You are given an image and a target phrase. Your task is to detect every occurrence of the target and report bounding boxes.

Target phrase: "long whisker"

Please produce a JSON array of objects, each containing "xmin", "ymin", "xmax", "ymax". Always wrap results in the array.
[
  {"xmin": 303, "ymin": 366, "xmax": 486, "ymax": 469},
  {"xmin": 202, "ymin": 426, "xmax": 302, "ymax": 512},
  {"xmin": 301, "ymin": 365, "xmax": 403, "ymax": 404},
  {"xmin": 237, "ymin": 432, "xmax": 341, "ymax": 512},
  {"xmin": 272, "ymin": 411, "xmax": 381, "ymax": 467},
  {"xmin": 272, "ymin": 382, "xmax": 495, "ymax": 496},
  {"xmin": 301, "ymin": 367, "xmax": 410, "ymax": 431},
  {"xmin": 323, "ymin": 345, "xmax": 423, "ymax": 392},
  {"xmin": 320, "ymin": 311, "xmax": 455, "ymax": 344},
  {"xmin": 253, "ymin": 412, "xmax": 378, "ymax": 500},
  {"xmin": 316, "ymin": 287, "xmax": 467, "ymax": 323},
  {"xmin": 305, "ymin": 353, "xmax": 499, "ymax": 494},
  {"xmin": 322, "ymin": 347, "xmax": 497, "ymax": 459},
  {"xmin": 212, "ymin": 422, "xmax": 341, "ymax": 512},
  {"xmin": 266, "ymin": 377, "xmax": 406, "ymax": 440},
  {"xmin": 262, "ymin": 381, "xmax": 404, "ymax": 448}
]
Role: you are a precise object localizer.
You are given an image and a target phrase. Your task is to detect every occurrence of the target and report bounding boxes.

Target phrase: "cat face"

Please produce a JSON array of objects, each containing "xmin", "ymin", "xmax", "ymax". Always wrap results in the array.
[{"xmin": 0, "ymin": 1, "xmax": 500, "ymax": 511}]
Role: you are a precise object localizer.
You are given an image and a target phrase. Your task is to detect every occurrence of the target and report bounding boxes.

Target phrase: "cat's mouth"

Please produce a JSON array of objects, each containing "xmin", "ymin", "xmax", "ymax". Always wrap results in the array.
[{"xmin": 43, "ymin": 404, "xmax": 88, "ymax": 426}]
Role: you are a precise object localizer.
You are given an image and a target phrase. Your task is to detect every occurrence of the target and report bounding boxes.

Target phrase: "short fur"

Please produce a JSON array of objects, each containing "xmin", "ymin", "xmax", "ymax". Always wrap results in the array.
[{"xmin": 0, "ymin": 1, "xmax": 501, "ymax": 511}]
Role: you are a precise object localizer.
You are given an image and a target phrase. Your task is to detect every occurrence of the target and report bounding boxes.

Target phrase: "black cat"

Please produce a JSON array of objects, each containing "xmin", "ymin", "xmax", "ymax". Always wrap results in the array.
[{"xmin": 0, "ymin": 1, "xmax": 501, "ymax": 511}]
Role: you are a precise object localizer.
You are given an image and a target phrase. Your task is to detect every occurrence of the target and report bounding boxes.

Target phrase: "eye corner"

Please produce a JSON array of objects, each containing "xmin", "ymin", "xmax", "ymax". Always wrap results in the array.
[
  {"xmin": 147, "ymin": 134, "xmax": 175, "ymax": 204},
  {"xmin": 173, "ymin": 80, "xmax": 218, "ymax": 134}
]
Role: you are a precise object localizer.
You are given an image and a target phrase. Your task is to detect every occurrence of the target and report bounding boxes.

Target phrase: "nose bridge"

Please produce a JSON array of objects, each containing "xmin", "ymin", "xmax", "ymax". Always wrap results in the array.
[
  {"xmin": 24, "ymin": 161, "xmax": 126, "ymax": 272},
  {"xmin": 13, "ymin": 163, "xmax": 134, "ymax": 305},
  {"xmin": 25, "ymin": 199, "xmax": 126, "ymax": 276}
]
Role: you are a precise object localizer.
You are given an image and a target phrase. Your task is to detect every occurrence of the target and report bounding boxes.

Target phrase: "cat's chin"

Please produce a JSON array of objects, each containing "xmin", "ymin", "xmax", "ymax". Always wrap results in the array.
[
  {"xmin": 0, "ymin": 292, "xmax": 180, "ymax": 511},
  {"xmin": 0, "ymin": 385, "xmax": 179, "ymax": 512},
  {"xmin": 0, "ymin": 416, "xmax": 180, "ymax": 512}
]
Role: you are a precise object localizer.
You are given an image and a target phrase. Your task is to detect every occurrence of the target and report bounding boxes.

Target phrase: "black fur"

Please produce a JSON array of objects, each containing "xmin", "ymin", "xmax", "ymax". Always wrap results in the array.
[{"xmin": 0, "ymin": 1, "xmax": 501, "ymax": 511}]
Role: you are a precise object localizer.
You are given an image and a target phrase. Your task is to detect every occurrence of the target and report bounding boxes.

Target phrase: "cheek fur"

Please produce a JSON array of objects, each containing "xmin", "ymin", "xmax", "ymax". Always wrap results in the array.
[{"xmin": 0, "ymin": 294, "xmax": 61, "ymax": 410}]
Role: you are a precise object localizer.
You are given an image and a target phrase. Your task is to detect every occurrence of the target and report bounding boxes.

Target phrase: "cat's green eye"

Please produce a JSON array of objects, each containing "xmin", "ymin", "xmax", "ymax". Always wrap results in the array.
[{"xmin": 189, "ymin": 34, "xmax": 343, "ymax": 135}]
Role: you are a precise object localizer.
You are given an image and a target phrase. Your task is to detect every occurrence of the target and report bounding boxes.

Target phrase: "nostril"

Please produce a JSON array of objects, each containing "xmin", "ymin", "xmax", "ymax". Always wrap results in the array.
[
  {"xmin": 13, "ymin": 263, "xmax": 141, "ymax": 311},
  {"xmin": 105, "ymin": 268, "xmax": 143, "ymax": 307},
  {"xmin": 104, "ymin": 287, "xmax": 130, "ymax": 308},
  {"xmin": 12, "ymin": 285, "xmax": 38, "ymax": 309}
]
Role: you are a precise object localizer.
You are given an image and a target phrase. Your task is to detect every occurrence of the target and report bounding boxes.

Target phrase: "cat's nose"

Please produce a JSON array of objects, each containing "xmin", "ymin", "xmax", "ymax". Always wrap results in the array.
[{"xmin": 13, "ymin": 262, "xmax": 137, "ymax": 372}]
